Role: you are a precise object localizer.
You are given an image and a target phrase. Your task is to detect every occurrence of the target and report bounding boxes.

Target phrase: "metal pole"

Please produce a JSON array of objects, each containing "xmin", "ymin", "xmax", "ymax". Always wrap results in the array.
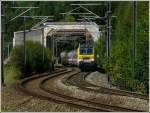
[
  {"xmin": 55, "ymin": 39, "xmax": 57, "ymax": 65},
  {"xmin": 56, "ymin": 41, "xmax": 58, "ymax": 64},
  {"xmin": 42, "ymin": 26, "xmax": 44, "ymax": 62},
  {"xmin": 105, "ymin": 10, "xmax": 108, "ymax": 57},
  {"xmin": 108, "ymin": 2, "xmax": 111, "ymax": 57},
  {"xmin": 107, "ymin": 1, "xmax": 111, "ymax": 57},
  {"xmin": 53, "ymin": 36, "xmax": 55, "ymax": 63},
  {"xmin": 132, "ymin": 1, "xmax": 136, "ymax": 79},
  {"xmin": 56, "ymin": 40, "xmax": 57, "ymax": 64},
  {"xmin": 50, "ymin": 35, "xmax": 54, "ymax": 71},
  {"xmin": 8, "ymin": 44, "xmax": 10, "ymax": 57},
  {"xmin": 1, "ymin": 3, "xmax": 5, "ymax": 86},
  {"xmin": 106, "ymin": 1, "xmax": 111, "ymax": 84},
  {"xmin": 23, "ymin": 16, "xmax": 26, "ymax": 71}
]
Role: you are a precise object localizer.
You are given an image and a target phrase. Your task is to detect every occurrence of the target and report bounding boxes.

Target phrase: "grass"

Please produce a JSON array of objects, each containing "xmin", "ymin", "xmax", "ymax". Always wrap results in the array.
[{"xmin": 4, "ymin": 65, "xmax": 22, "ymax": 85}]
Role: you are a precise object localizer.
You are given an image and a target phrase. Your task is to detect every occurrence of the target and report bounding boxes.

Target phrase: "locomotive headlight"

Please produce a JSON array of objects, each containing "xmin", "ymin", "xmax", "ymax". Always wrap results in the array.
[{"xmin": 91, "ymin": 58, "xmax": 94, "ymax": 61}]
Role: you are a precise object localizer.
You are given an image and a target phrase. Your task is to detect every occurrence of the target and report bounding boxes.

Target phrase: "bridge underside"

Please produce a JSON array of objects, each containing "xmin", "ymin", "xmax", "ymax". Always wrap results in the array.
[{"xmin": 46, "ymin": 29, "xmax": 93, "ymax": 58}]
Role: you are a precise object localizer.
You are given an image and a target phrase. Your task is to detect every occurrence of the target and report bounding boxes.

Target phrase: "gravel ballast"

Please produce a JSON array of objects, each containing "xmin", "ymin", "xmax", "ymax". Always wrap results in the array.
[
  {"xmin": 1, "ymin": 84, "xmax": 89, "ymax": 112},
  {"xmin": 53, "ymin": 72, "xmax": 149, "ymax": 111},
  {"xmin": 2, "ymin": 70, "xmax": 149, "ymax": 112}
]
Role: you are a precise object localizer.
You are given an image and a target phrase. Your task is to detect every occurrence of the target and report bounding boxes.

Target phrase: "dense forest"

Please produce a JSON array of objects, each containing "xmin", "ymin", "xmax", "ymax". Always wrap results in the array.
[
  {"xmin": 95, "ymin": 1, "xmax": 148, "ymax": 93},
  {"xmin": 2, "ymin": 1, "xmax": 149, "ymax": 93}
]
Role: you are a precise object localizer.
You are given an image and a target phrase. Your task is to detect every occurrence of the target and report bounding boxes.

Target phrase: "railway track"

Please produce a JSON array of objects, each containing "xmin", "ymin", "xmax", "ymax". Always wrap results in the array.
[
  {"xmin": 19, "ymin": 68, "xmax": 103, "ymax": 111},
  {"xmin": 18, "ymin": 68, "xmax": 146, "ymax": 112},
  {"xmin": 65, "ymin": 72, "xmax": 148, "ymax": 100}
]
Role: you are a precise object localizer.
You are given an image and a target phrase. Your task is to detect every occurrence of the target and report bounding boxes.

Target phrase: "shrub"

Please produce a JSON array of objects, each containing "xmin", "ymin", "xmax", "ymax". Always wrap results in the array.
[
  {"xmin": 6, "ymin": 41, "xmax": 53, "ymax": 79},
  {"xmin": 4, "ymin": 66, "xmax": 22, "ymax": 85}
]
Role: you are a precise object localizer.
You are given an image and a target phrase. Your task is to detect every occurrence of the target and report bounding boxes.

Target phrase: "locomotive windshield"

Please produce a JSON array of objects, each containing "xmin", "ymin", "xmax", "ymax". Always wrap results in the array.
[
  {"xmin": 80, "ymin": 48, "xmax": 93, "ymax": 55},
  {"xmin": 87, "ymin": 48, "xmax": 93, "ymax": 54}
]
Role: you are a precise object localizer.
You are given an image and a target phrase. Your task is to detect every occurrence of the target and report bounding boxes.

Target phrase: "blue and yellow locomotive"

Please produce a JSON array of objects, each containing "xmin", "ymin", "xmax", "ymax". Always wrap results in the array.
[{"xmin": 77, "ymin": 44, "xmax": 96, "ymax": 71}]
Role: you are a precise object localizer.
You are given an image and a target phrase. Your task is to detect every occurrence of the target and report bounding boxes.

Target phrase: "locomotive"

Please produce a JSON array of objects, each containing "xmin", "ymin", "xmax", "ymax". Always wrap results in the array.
[
  {"xmin": 77, "ymin": 44, "xmax": 96, "ymax": 70},
  {"xmin": 60, "ymin": 44, "xmax": 96, "ymax": 71}
]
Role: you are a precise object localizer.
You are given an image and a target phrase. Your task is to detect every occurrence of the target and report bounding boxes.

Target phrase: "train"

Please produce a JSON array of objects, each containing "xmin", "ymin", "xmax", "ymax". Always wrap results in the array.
[
  {"xmin": 60, "ymin": 44, "xmax": 97, "ymax": 71},
  {"xmin": 60, "ymin": 50, "xmax": 77, "ymax": 66}
]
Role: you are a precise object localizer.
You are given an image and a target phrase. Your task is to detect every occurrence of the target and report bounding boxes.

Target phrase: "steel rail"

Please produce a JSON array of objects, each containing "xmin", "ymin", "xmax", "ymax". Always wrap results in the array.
[
  {"xmin": 67, "ymin": 72, "xmax": 149, "ymax": 100},
  {"xmin": 18, "ymin": 69, "xmax": 108, "ymax": 111},
  {"xmin": 18, "ymin": 68, "xmax": 147, "ymax": 112},
  {"xmin": 40, "ymin": 72, "xmax": 145, "ymax": 112}
]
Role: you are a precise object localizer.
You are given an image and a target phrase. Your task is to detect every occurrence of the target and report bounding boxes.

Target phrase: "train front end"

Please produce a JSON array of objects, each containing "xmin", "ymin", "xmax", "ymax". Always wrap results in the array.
[{"xmin": 77, "ymin": 45, "xmax": 96, "ymax": 71}]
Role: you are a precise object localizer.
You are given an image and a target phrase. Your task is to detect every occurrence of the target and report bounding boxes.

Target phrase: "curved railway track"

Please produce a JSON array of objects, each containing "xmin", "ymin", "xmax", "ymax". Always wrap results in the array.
[
  {"xmin": 19, "ymin": 68, "xmax": 104, "ymax": 111},
  {"xmin": 18, "ymin": 68, "xmax": 146, "ymax": 112},
  {"xmin": 65, "ymin": 72, "xmax": 148, "ymax": 100}
]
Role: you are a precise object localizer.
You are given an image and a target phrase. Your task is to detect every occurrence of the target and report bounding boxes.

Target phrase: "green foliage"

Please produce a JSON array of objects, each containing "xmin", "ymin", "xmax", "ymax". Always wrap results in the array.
[
  {"xmin": 94, "ymin": 38, "xmax": 105, "ymax": 67},
  {"xmin": 135, "ymin": 2, "xmax": 149, "ymax": 93},
  {"xmin": 4, "ymin": 66, "xmax": 22, "ymax": 85},
  {"xmin": 95, "ymin": 2, "xmax": 149, "ymax": 94},
  {"xmin": 6, "ymin": 41, "xmax": 52, "ymax": 80},
  {"xmin": 63, "ymin": 15, "xmax": 75, "ymax": 22}
]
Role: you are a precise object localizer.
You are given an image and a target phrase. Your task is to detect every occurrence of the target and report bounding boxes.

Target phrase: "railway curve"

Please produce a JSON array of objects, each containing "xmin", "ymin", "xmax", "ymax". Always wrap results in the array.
[{"xmin": 18, "ymin": 68, "xmax": 147, "ymax": 112}]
